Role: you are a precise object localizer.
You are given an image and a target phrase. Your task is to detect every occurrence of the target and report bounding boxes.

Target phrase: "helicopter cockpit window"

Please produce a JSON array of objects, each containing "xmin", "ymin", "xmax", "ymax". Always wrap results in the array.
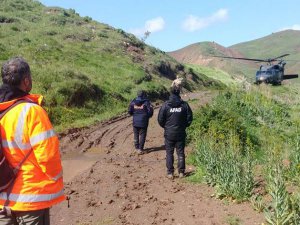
[{"xmin": 257, "ymin": 70, "xmax": 272, "ymax": 76}]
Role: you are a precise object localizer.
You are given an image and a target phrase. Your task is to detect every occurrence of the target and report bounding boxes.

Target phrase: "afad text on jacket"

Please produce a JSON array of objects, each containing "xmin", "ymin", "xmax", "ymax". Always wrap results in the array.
[{"xmin": 158, "ymin": 94, "xmax": 193, "ymax": 140}]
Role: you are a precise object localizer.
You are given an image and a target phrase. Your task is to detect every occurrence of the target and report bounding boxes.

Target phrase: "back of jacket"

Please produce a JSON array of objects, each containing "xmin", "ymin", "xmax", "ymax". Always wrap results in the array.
[
  {"xmin": 0, "ymin": 95, "xmax": 65, "ymax": 211},
  {"xmin": 128, "ymin": 97, "xmax": 153, "ymax": 128},
  {"xmin": 158, "ymin": 94, "xmax": 193, "ymax": 140}
]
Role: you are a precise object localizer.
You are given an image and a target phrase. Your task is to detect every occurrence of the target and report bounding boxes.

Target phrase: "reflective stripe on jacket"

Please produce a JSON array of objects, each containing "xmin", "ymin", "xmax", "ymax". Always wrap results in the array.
[{"xmin": 0, "ymin": 94, "xmax": 65, "ymax": 211}]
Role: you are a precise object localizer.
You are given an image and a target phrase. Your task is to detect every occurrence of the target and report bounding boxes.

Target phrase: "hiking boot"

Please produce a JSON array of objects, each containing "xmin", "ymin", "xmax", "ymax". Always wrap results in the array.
[
  {"xmin": 167, "ymin": 174, "xmax": 174, "ymax": 180},
  {"xmin": 179, "ymin": 173, "xmax": 185, "ymax": 178},
  {"xmin": 137, "ymin": 149, "xmax": 143, "ymax": 155}
]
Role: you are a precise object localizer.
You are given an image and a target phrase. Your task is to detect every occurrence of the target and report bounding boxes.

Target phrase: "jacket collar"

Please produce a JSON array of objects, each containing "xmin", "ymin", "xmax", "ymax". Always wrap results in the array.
[{"xmin": 0, "ymin": 94, "xmax": 44, "ymax": 112}]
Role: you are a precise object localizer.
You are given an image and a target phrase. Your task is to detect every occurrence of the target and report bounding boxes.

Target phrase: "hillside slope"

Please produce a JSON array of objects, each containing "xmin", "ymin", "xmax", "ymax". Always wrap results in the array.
[
  {"xmin": 230, "ymin": 30, "xmax": 300, "ymax": 75},
  {"xmin": 169, "ymin": 30, "xmax": 300, "ymax": 83},
  {"xmin": 0, "ymin": 0, "xmax": 221, "ymax": 130},
  {"xmin": 169, "ymin": 42, "xmax": 257, "ymax": 81}
]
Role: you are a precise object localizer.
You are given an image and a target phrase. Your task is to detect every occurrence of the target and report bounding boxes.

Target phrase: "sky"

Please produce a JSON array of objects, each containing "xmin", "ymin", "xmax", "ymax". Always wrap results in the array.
[{"xmin": 39, "ymin": 0, "xmax": 300, "ymax": 52}]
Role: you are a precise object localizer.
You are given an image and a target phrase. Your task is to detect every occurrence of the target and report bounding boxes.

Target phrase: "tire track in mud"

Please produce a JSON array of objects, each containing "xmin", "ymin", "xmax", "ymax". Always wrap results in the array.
[{"xmin": 51, "ymin": 91, "xmax": 264, "ymax": 225}]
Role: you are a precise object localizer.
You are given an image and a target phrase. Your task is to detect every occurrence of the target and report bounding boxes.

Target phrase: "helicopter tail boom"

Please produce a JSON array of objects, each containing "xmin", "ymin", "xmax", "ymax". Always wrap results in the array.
[{"xmin": 282, "ymin": 74, "xmax": 299, "ymax": 80}]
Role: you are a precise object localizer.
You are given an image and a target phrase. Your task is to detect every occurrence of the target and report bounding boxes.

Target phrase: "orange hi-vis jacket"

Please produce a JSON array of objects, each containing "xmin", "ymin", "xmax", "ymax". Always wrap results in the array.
[{"xmin": 0, "ymin": 94, "xmax": 65, "ymax": 211}]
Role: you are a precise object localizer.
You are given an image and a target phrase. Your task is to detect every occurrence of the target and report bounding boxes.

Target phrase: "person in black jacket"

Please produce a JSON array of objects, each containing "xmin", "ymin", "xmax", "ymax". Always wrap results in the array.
[
  {"xmin": 128, "ymin": 90, "xmax": 153, "ymax": 154},
  {"xmin": 158, "ymin": 86, "xmax": 193, "ymax": 179}
]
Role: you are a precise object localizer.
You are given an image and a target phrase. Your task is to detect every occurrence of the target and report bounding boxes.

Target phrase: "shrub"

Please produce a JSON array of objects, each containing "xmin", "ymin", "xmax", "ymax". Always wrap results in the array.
[
  {"xmin": 189, "ymin": 89, "xmax": 295, "ymax": 202},
  {"xmin": 57, "ymin": 81, "xmax": 103, "ymax": 107},
  {"xmin": 194, "ymin": 134, "xmax": 254, "ymax": 201},
  {"xmin": 128, "ymin": 35, "xmax": 145, "ymax": 49},
  {"xmin": 0, "ymin": 16, "xmax": 16, "ymax": 23},
  {"xmin": 64, "ymin": 32, "xmax": 92, "ymax": 42},
  {"xmin": 98, "ymin": 32, "xmax": 109, "ymax": 38},
  {"xmin": 83, "ymin": 16, "xmax": 92, "ymax": 22},
  {"xmin": 11, "ymin": 26, "xmax": 20, "ymax": 31},
  {"xmin": 50, "ymin": 16, "xmax": 67, "ymax": 26},
  {"xmin": 189, "ymin": 90, "xmax": 291, "ymax": 153},
  {"xmin": 46, "ymin": 70, "xmax": 104, "ymax": 107},
  {"xmin": 287, "ymin": 133, "xmax": 300, "ymax": 182},
  {"xmin": 134, "ymin": 73, "xmax": 152, "ymax": 84},
  {"xmin": 144, "ymin": 84, "xmax": 169, "ymax": 101},
  {"xmin": 264, "ymin": 165, "xmax": 295, "ymax": 225},
  {"xmin": 46, "ymin": 30, "xmax": 58, "ymax": 36}
]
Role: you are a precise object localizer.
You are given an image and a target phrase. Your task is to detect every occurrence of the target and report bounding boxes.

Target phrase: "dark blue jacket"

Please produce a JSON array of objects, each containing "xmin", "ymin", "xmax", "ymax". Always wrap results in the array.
[
  {"xmin": 128, "ymin": 97, "xmax": 153, "ymax": 128},
  {"xmin": 158, "ymin": 94, "xmax": 193, "ymax": 140}
]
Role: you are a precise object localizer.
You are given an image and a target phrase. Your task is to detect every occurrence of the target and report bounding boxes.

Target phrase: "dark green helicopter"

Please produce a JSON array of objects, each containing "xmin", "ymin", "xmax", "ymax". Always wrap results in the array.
[{"xmin": 213, "ymin": 54, "xmax": 298, "ymax": 85}]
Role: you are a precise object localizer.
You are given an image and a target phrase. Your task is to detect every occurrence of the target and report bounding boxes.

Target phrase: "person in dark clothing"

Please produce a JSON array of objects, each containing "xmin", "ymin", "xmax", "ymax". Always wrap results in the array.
[
  {"xmin": 128, "ymin": 90, "xmax": 153, "ymax": 154},
  {"xmin": 157, "ymin": 86, "xmax": 193, "ymax": 179}
]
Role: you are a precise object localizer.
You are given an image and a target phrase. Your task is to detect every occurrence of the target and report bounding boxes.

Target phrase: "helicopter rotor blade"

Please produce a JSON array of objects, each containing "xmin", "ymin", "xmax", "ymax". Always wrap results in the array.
[
  {"xmin": 267, "ymin": 54, "xmax": 290, "ymax": 62},
  {"xmin": 272, "ymin": 54, "xmax": 290, "ymax": 61},
  {"xmin": 210, "ymin": 55, "xmax": 268, "ymax": 62},
  {"xmin": 211, "ymin": 54, "xmax": 292, "ymax": 63}
]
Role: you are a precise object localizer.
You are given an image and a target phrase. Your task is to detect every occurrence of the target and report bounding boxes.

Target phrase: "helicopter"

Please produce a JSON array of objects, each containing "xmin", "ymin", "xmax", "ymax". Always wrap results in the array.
[{"xmin": 212, "ymin": 54, "xmax": 298, "ymax": 85}]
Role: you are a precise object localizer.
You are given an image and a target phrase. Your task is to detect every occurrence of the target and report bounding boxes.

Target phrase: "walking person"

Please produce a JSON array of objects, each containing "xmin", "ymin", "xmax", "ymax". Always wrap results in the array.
[
  {"xmin": 158, "ymin": 85, "xmax": 193, "ymax": 179},
  {"xmin": 128, "ymin": 90, "xmax": 153, "ymax": 154},
  {"xmin": 0, "ymin": 57, "xmax": 65, "ymax": 225}
]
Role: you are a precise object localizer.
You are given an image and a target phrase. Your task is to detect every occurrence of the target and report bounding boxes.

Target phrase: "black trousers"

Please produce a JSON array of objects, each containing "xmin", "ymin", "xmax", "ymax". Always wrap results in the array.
[
  {"xmin": 165, "ymin": 138, "xmax": 186, "ymax": 174},
  {"xmin": 133, "ymin": 126, "xmax": 147, "ymax": 150},
  {"xmin": 0, "ymin": 208, "xmax": 50, "ymax": 225}
]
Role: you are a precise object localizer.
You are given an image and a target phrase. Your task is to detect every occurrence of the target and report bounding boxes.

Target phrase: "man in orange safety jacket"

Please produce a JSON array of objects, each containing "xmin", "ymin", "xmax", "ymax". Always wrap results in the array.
[{"xmin": 0, "ymin": 57, "xmax": 65, "ymax": 225}]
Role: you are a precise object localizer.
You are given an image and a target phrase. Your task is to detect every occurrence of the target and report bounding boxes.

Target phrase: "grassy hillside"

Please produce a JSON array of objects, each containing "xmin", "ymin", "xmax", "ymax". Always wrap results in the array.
[
  {"xmin": 0, "ymin": 0, "xmax": 221, "ymax": 130},
  {"xmin": 230, "ymin": 30, "xmax": 300, "ymax": 59},
  {"xmin": 186, "ymin": 64, "xmax": 239, "ymax": 87},
  {"xmin": 170, "ymin": 30, "xmax": 300, "ymax": 85},
  {"xmin": 169, "ymin": 41, "xmax": 258, "ymax": 82},
  {"xmin": 230, "ymin": 30, "xmax": 300, "ymax": 78}
]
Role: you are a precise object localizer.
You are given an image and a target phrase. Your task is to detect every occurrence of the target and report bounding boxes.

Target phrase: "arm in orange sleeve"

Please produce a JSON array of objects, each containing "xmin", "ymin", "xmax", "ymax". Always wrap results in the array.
[{"xmin": 27, "ymin": 105, "xmax": 63, "ymax": 181}]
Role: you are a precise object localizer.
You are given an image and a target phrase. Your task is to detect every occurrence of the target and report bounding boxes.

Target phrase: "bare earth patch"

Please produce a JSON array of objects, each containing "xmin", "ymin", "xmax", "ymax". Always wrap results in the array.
[{"xmin": 51, "ymin": 91, "xmax": 264, "ymax": 225}]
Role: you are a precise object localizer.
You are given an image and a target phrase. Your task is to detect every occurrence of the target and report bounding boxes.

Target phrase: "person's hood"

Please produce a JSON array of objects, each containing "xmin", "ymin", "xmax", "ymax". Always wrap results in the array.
[
  {"xmin": 0, "ymin": 84, "xmax": 44, "ymax": 112},
  {"xmin": 0, "ymin": 84, "xmax": 28, "ymax": 103},
  {"xmin": 167, "ymin": 94, "xmax": 182, "ymax": 107},
  {"xmin": 134, "ymin": 96, "xmax": 148, "ymax": 106}
]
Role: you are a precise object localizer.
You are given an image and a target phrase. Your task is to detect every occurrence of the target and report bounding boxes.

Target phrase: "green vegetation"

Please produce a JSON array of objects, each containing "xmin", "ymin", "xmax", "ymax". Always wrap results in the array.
[
  {"xmin": 187, "ymin": 64, "xmax": 240, "ymax": 87},
  {"xmin": 4, "ymin": 1, "xmax": 300, "ymax": 224},
  {"xmin": 188, "ymin": 86, "xmax": 300, "ymax": 223},
  {"xmin": 171, "ymin": 30, "xmax": 300, "ymax": 85},
  {"xmin": 0, "ymin": 0, "xmax": 221, "ymax": 131},
  {"xmin": 170, "ymin": 41, "xmax": 259, "ymax": 82},
  {"xmin": 264, "ymin": 166, "xmax": 294, "ymax": 225},
  {"xmin": 230, "ymin": 30, "xmax": 300, "ymax": 61},
  {"xmin": 230, "ymin": 30, "xmax": 300, "ymax": 84},
  {"xmin": 225, "ymin": 215, "xmax": 242, "ymax": 225}
]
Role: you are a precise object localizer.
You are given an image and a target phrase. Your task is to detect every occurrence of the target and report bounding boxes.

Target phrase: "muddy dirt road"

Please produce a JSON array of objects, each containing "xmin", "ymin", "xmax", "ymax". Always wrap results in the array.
[{"xmin": 51, "ymin": 91, "xmax": 264, "ymax": 225}]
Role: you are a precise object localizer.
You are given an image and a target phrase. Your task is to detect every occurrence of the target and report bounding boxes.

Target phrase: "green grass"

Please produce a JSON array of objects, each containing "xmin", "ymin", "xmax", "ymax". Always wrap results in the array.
[
  {"xmin": 186, "ymin": 86, "xmax": 300, "ymax": 222},
  {"xmin": 185, "ymin": 166, "xmax": 206, "ymax": 183},
  {"xmin": 186, "ymin": 64, "xmax": 239, "ymax": 87},
  {"xmin": 0, "ymin": 0, "xmax": 222, "ymax": 130},
  {"xmin": 225, "ymin": 215, "xmax": 242, "ymax": 225},
  {"xmin": 230, "ymin": 30, "xmax": 300, "ymax": 85}
]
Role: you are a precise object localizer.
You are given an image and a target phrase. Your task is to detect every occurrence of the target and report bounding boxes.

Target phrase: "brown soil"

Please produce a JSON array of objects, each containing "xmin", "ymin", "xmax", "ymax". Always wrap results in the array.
[{"xmin": 51, "ymin": 91, "xmax": 264, "ymax": 225}]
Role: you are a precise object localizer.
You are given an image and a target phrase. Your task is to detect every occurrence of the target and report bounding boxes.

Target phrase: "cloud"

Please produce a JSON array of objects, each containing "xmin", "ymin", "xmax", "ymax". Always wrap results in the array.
[
  {"xmin": 130, "ymin": 17, "xmax": 165, "ymax": 36},
  {"xmin": 182, "ymin": 8, "xmax": 228, "ymax": 32},
  {"xmin": 279, "ymin": 24, "xmax": 300, "ymax": 31}
]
